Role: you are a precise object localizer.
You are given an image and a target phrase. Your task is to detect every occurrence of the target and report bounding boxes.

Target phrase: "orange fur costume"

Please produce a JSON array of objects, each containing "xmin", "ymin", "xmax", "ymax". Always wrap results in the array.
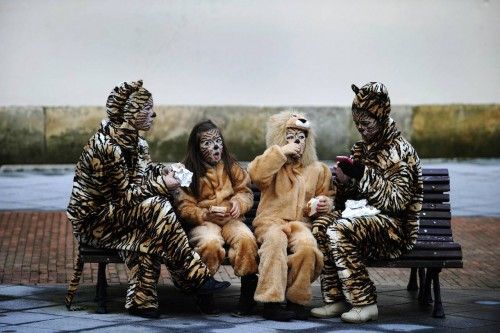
[
  {"xmin": 177, "ymin": 162, "xmax": 258, "ymax": 277},
  {"xmin": 248, "ymin": 111, "xmax": 334, "ymax": 305}
]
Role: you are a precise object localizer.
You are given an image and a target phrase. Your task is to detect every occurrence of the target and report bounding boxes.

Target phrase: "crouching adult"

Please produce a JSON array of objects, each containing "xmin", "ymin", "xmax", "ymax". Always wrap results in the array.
[
  {"xmin": 311, "ymin": 82, "xmax": 423, "ymax": 323},
  {"xmin": 248, "ymin": 111, "xmax": 334, "ymax": 321},
  {"xmin": 66, "ymin": 80, "xmax": 229, "ymax": 319}
]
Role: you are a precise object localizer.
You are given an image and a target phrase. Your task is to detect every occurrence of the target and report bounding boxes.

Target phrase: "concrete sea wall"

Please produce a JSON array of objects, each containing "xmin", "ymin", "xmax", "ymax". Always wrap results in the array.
[{"xmin": 1, "ymin": 105, "xmax": 499, "ymax": 164}]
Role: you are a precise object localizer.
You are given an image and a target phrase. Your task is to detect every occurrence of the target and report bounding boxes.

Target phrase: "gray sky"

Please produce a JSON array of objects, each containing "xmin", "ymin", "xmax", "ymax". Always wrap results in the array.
[{"xmin": 1, "ymin": 0, "xmax": 499, "ymax": 106}]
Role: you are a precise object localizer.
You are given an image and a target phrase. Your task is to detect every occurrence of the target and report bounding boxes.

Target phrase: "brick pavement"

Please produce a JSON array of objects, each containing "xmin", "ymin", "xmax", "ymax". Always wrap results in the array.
[{"xmin": 0, "ymin": 212, "xmax": 498, "ymax": 289}]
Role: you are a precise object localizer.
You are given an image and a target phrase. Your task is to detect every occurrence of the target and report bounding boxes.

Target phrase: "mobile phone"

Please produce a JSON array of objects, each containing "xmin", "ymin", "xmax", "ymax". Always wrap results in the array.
[{"xmin": 335, "ymin": 155, "xmax": 354, "ymax": 165}]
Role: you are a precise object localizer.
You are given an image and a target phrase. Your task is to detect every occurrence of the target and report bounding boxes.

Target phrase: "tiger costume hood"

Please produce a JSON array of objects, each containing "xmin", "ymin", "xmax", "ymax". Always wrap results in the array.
[
  {"xmin": 106, "ymin": 79, "xmax": 152, "ymax": 128},
  {"xmin": 351, "ymin": 82, "xmax": 391, "ymax": 122},
  {"xmin": 104, "ymin": 79, "xmax": 152, "ymax": 150},
  {"xmin": 265, "ymin": 110, "xmax": 318, "ymax": 167}
]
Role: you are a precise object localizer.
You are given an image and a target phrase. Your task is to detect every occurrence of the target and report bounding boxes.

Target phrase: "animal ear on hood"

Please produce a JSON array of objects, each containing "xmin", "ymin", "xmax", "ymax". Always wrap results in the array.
[
  {"xmin": 351, "ymin": 84, "xmax": 360, "ymax": 94},
  {"xmin": 106, "ymin": 80, "xmax": 151, "ymax": 127},
  {"xmin": 351, "ymin": 82, "xmax": 391, "ymax": 121}
]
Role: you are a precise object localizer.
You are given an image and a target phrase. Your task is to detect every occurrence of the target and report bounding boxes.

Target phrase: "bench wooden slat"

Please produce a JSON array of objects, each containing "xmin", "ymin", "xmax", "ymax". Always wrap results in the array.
[
  {"xmin": 413, "ymin": 242, "xmax": 461, "ymax": 250},
  {"xmin": 368, "ymin": 259, "xmax": 462, "ymax": 268},
  {"xmin": 418, "ymin": 228, "xmax": 452, "ymax": 236},
  {"xmin": 417, "ymin": 235, "xmax": 453, "ymax": 242},
  {"xmin": 420, "ymin": 211, "xmax": 451, "ymax": 219},
  {"xmin": 423, "ymin": 193, "xmax": 450, "ymax": 203},
  {"xmin": 422, "ymin": 168, "xmax": 449, "ymax": 176},
  {"xmin": 419, "ymin": 219, "xmax": 451, "ymax": 228},
  {"xmin": 422, "ymin": 175, "xmax": 450, "ymax": 184},
  {"xmin": 81, "ymin": 254, "xmax": 122, "ymax": 263},
  {"xmin": 423, "ymin": 184, "xmax": 450, "ymax": 193},
  {"xmin": 422, "ymin": 203, "xmax": 450, "ymax": 211},
  {"xmin": 399, "ymin": 250, "xmax": 462, "ymax": 260}
]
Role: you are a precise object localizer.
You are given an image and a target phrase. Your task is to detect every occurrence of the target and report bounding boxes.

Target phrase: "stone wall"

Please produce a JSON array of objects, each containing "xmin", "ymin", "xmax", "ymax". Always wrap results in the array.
[{"xmin": 1, "ymin": 105, "xmax": 499, "ymax": 164}]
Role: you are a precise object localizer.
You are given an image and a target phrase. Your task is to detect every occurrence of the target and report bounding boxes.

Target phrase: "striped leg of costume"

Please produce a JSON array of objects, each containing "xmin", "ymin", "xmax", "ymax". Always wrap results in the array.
[
  {"xmin": 120, "ymin": 251, "xmax": 162, "ymax": 309},
  {"xmin": 312, "ymin": 211, "xmax": 344, "ymax": 304},
  {"xmin": 313, "ymin": 211, "xmax": 404, "ymax": 306},
  {"xmin": 88, "ymin": 196, "xmax": 210, "ymax": 309}
]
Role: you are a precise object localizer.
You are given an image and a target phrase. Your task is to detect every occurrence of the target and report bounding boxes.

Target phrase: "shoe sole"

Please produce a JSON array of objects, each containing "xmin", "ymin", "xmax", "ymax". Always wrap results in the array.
[
  {"xmin": 341, "ymin": 315, "xmax": 378, "ymax": 323},
  {"xmin": 310, "ymin": 311, "xmax": 342, "ymax": 319},
  {"xmin": 197, "ymin": 282, "xmax": 231, "ymax": 295}
]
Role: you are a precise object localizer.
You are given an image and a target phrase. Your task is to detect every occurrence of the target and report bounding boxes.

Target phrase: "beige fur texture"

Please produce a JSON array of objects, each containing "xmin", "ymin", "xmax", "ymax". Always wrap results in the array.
[
  {"xmin": 266, "ymin": 110, "xmax": 317, "ymax": 167},
  {"xmin": 248, "ymin": 111, "xmax": 335, "ymax": 305},
  {"xmin": 188, "ymin": 220, "xmax": 258, "ymax": 276},
  {"xmin": 178, "ymin": 162, "xmax": 258, "ymax": 277}
]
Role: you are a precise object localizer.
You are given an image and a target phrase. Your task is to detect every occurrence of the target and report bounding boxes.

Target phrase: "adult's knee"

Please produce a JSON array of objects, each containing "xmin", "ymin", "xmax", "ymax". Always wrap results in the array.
[{"xmin": 326, "ymin": 218, "xmax": 353, "ymax": 242}]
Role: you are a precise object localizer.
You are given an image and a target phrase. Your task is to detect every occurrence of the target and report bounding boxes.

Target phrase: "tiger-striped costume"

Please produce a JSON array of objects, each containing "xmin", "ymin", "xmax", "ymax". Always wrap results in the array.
[
  {"xmin": 65, "ymin": 80, "xmax": 210, "ymax": 311},
  {"xmin": 312, "ymin": 82, "xmax": 423, "ymax": 307}
]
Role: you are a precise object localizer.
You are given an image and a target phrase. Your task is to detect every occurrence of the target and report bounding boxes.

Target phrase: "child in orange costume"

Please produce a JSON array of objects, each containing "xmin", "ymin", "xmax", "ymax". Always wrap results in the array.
[{"xmin": 177, "ymin": 120, "xmax": 258, "ymax": 315}]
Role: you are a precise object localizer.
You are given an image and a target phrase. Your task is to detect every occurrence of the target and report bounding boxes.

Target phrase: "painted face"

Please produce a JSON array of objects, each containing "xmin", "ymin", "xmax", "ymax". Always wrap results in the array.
[
  {"xmin": 286, "ymin": 128, "xmax": 306, "ymax": 158},
  {"xmin": 132, "ymin": 97, "xmax": 155, "ymax": 131},
  {"xmin": 199, "ymin": 129, "xmax": 223, "ymax": 165},
  {"xmin": 352, "ymin": 109, "xmax": 382, "ymax": 143}
]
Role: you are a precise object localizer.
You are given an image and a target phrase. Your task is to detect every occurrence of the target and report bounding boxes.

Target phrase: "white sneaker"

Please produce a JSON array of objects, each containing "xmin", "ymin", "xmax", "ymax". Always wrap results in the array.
[
  {"xmin": 310, "ymin": 301, "xmax": 350, "ymax": 318},
  {"xmin": 341, "ymin": 304, "xmax": 378, "ymax": 323}
]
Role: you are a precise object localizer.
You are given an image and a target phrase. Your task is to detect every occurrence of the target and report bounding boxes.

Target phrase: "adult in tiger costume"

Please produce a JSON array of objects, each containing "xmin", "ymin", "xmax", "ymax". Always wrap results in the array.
[
  {"xmin": 66, "ymin": 80, "xmax": 230, "ymax": 319},
  {"xmin": 177, "ymin": 120, "xmax": 258, "ymax": 316},
  {"xmin": 311, "ymin": 82, "xmax": 423, "ymax": 323},
  {"xmin": 248, "ymin": 111, "xmax": 334, "ymax": 321}
]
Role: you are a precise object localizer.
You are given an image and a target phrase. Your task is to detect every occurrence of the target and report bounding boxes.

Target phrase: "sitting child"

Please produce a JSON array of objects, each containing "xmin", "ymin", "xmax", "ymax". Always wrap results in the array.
[{"xmin": 177, "ymin": 120, "xmax": 259, "ymax": 315}]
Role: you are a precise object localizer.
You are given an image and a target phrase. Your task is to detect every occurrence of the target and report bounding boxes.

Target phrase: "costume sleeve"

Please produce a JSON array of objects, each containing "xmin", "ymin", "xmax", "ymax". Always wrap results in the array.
[
  {"xmin": 315, "ymin": 163, "xmax": 334, "ymax": 197},
  {"xmin": 357, "ymin": 155, "xmax": 415, "ymax": 214},
  {"xmin": 334, "ymin": 145, "xmax": 361, "ymax": 208},
  {"xmin": 248, "ymin": 145, "xmax": 287, "ymax": 189},
  {"xmin": 229, "ymin": 164, "xmax": 254, "ymax": 215},
  {"xmin": 93, "ymin": 141, "xmax": 170, "ymax": 207},
  {"xmin": 137, "ymin": 140, "xmax": 171, "ymax": 197},
  {"xmin": 176, "ymin": 189, "xmax": 207, "ymax": 227}
]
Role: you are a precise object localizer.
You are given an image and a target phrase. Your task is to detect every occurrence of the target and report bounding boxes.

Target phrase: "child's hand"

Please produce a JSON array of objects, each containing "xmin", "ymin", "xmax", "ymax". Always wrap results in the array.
[
  {"xmin": 204, "ymin": 210, "xmax": 230, "ymax": 226},
  {"xmin": 315, "ymin": 195, "xmax": 333, "ymax": 214},
  {"xmin": 229, "ymin": 200, "xmax": 241, "ymax": 219},
  {"xmin": 281, "ymin": 142, "xmax": 301, "ymax": 158}
]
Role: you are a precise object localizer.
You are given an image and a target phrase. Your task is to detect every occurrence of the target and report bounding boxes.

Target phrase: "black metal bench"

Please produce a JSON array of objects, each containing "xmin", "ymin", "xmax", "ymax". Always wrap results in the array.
[{"xmin": 72, "ymin": 167, "xmax": 462, "ymax": 317}]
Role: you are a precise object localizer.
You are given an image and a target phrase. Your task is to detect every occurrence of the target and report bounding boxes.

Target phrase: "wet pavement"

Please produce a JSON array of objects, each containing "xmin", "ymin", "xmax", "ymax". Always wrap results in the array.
[{"xmin": 0, "ymin": 284, "xmax": 499, "ymax": 332}]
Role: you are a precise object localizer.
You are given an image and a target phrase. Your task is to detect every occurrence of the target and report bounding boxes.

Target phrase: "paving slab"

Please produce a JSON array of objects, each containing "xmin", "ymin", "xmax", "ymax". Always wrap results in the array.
[{"xmin": 0, "ymin": 311, "xmax": 59, "ymax": 325}]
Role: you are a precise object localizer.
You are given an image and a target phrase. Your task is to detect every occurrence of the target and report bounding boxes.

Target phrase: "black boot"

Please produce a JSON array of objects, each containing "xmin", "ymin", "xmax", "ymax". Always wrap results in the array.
[
  {"xmin": 196, "ymin": 293, "xmax": 220, "ymax": 315},
  {"xmin": 262, "ymin": 302, "xmax": 295, "ymax": 321},
  {"xmin": 232, "ymin": 274, "xmax": 258, "ymax": 317},
  {"xmin": 128, "ymin": 306, "xmax": 160, "ymax": 319},
  {"xmin": 197, "ymin": 276, "xmax": 231, "ymax": 295},
  {"xmin": 287, "ymin": 301, "xmax": 309, "ymax": 320}
]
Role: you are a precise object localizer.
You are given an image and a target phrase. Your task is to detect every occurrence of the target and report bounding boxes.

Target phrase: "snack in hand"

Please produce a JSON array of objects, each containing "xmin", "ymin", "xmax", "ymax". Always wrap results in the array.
[
  {"xmin": 307, "ymin": 197, "xmax": 319, "ymax": 217},
  {"xmin": 209, "ymin": 206, "xmax": 227, "ymax": 214}
]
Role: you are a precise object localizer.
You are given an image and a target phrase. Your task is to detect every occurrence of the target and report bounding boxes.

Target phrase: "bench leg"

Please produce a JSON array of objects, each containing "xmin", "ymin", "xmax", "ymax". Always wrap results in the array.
[
  {"xmin": 95, "ymin": 262, "xmax": 108, "ymax": 314},
  {"xmin": 430, "ymin": 268, "xmax": 445, "ymax": 318},
  {"xmin": 417, "ymin": 268, "xmax": 426, "ymax": 302},
  {"xmin": 407, "ymin": 268, "xmax": 418, "ymax": 291},
  {"xmin": 419, "ymin": 268, "xmax": 433, "ymax": 305}
]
